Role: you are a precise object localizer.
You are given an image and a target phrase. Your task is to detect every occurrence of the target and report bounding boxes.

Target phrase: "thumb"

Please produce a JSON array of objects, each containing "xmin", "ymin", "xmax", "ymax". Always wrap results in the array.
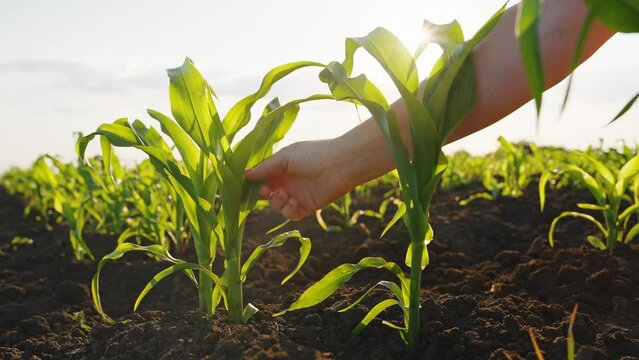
[{"xmin": 245, "ymin": 152, "xmax": 288, "ymax": 181}]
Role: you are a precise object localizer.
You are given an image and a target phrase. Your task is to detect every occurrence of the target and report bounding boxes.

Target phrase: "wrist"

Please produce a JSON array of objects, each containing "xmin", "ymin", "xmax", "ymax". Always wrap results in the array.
[{"xmin": 331, "ymin": 119, "xmax": 395, "ymax": 189}]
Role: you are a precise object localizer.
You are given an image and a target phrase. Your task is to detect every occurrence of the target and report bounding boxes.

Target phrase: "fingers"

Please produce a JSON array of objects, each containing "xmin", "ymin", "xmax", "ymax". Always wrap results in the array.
[
  {"xmin": 245, "ymin": 152, "xmax": 287, "ymax": 182},
  {"xmin": 259, "ymin": 185, "xmax": 272, "ymax": 200},
  {"xmin": 269, "ymin": 190, "xmax": 306, "ymax": 221},
  {"xmin": 282, "ymin": 197, "xmax": 305, "ymax": 221},
  {"xmin": 269, "ymin": 190, "xmax": 289, "ymax": 213}
]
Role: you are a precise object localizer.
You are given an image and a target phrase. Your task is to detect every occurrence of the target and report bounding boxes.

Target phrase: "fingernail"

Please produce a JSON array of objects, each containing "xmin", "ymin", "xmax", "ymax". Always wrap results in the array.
[{"xmin": 260, "ymin": 186, "xmax": 271, "ymax": 197}]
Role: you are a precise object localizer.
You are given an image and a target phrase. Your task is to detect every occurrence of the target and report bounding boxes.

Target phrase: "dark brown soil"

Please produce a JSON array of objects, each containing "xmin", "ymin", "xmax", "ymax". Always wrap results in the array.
[{"xmin": 1, "ymin": 183, "xmax": 638, "ymax": 360}]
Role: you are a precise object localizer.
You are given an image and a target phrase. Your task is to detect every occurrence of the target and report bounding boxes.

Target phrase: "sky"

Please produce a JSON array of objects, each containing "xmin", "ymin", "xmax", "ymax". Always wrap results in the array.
[{"xmin": 0, "ymin": 0, "xmax": 637, "ymax": 171}]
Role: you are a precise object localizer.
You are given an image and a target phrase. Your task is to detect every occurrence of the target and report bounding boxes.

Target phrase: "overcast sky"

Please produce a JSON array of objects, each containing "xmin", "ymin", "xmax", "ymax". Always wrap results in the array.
[{"xmin": 0, "ymin": 0, "xmax": 637, "ymax": 171}]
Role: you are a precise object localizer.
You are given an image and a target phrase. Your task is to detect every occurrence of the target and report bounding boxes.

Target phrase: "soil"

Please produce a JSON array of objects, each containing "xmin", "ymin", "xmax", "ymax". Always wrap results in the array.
[{"xmin": 1, "ymin": 183, "xmax": 638, "ymax": 360}]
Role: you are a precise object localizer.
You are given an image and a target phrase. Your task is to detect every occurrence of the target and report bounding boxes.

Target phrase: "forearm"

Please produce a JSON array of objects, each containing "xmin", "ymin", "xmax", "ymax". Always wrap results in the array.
[
  {"xmin": 449, "ymin": 0, "xmax": 614, "ymax": 143},
  {"xmin": 336, "ymin": 0, "xmax": 615, "ymax": 187}
]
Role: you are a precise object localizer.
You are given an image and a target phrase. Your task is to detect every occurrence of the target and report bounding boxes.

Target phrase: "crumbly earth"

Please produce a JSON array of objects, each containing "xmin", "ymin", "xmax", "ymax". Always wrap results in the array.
[{"xmin": 1, "ymin": 183, "xmax": 638, "ymax": 359}]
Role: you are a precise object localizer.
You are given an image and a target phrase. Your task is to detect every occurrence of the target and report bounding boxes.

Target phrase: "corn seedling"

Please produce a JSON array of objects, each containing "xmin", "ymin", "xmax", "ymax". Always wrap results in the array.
[
  {"xmin": 460, "ymin": 137, "xmax": 538, "ymax": 205},
  {"xmin": 276, "ymin": 7, "xmax": 506, "ymax": 347},
  {"xmin": 354, "ymin": 171, "xmax": 401, "ymax": 198},
  {"xmin": 440, "ymin": 151, "xmax": 488, "ymax": 189},
  {"xmin": 31, "ymin": 156, "xmax": 95, "ymax": 260},
  {"xmin": 315, "ymin": 191, "xmax": 393, "ymax": 234},
  {"xmin": 541, "ymin": 152, "xmax": 639, "ymax": 251},
  {"xmin": 114, "ymin": 161, "xmax": 190, "ymax": 254},
  {"xmin": 80, "ymin": 58, "xmax": 327, "ymax": 324}
]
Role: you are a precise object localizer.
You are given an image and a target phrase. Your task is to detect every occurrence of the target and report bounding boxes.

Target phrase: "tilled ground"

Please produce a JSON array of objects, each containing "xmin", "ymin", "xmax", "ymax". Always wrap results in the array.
[{"xmin": 1, "ymin": 183, "xmax": 638, "ymax": 359}]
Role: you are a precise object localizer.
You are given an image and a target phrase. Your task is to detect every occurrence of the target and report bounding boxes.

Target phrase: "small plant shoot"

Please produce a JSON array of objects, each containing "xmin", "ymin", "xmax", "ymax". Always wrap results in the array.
[{"xmin": 541, "ymin": 152, "xmax": 639, "ymax": 251}]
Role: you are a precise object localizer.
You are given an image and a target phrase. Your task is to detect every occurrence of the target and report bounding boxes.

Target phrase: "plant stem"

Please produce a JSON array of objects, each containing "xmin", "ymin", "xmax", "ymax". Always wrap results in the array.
[
  {"xmin": 226, "ymin": 231, "xmax": 244, "ymax": 323},
  {"xmin": 194, "ymin": 222, "xmax": 213, "ymax": 314},
  {"xmin": 407, "ymin": 231, "xmax": 424, "ymax": 348},
  {"xmin": 198, "ymin": 264, "xmax": 213, "ymax": 313}
]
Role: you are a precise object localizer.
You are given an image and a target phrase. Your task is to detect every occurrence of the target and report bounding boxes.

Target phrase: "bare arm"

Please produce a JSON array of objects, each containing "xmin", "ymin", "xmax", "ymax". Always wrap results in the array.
[
  {"xmin": 341, "ymin": 0, "xmax": 615, "ymax": 186},
  {"xmin": 246, "ymin": 0, "xmax": 616, "ymax": 220}
]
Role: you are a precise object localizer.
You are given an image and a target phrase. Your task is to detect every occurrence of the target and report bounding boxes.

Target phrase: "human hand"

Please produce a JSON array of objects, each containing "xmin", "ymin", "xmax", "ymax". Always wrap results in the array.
[{"xmin": 245, "ymin": 139, "xmax": 358, "ymax": 221}]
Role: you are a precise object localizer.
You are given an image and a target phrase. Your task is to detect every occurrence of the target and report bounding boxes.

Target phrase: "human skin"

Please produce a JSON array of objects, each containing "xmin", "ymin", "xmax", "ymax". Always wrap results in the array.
[{"xmin": 245, "ymin": 0, "xmax": 616, "ymax": 221}]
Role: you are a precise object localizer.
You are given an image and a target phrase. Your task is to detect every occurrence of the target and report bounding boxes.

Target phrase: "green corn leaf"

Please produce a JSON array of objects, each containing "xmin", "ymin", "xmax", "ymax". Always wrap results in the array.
[
  {"xmin": 564, "ymin": 164, "xmax": 606, "ymax": 205},
  {"xmin": 404, "ymin": 224, "xmax": 432, "ymax": 270},
  {"xmin": 167, "ymin": 58, "xmax": 218, "ymax": 153},
  {"xmin": 343, "ymin": 26, "xmax": 440, "ymax": 187},
  {"xmin": 338, "ymin": 280, "xmax": 406, "ymax": 313},
  {"xmin": 147, "ymin": 109, "xmax": 200, "ymax": 178},
  {"xmin": 619, "ymin": 203, "xmax": 639, "ymax": 221},
  {"xmin": 607, "ymin": 92, "xmax": 639, "ymax": 125},
  {"xmin": 538, "ymin": 171, "xmax": 552, "ymax": 211},
  {"xmin": 116, "ymin": 227, "xmax": 140, "ymax": 244},
  {"xmin": 560, "ymin": 12, "xmax": 594, "ymax": 112},
  {"xmin": 61, "ymin": 202, "xmax": 93, "ymax": 261},
  {"xmin": 516, "ymin": 0, "xmax": 544, "ymax": 115},
  {"xmin": 626, "ymin": 223, "xmax": 639, "ymax": 243},
  {"xmin": 92, "ymin": 243, "xmax": 195, "ymax": 323},
  {"xmin": 233, "ymin": 94, "xmax": 332, "ymax": 174},
  {"xmin": 617, "ymin": 154, "xmax": 639, "ymax": 183},
  {"xmin": 240, "ymin": 230, "xmax": 311, "ymax": 285},
  {"xmin": 586, "ymin": 235, "xmax": 607, "ymax": 250},
  {"xmin": 579, "ymin": 153, "xmax": 615, "ymax": 187},
  {"xmin": 165, "ymin": 173, "xmax": 199, "ymax": 231},
  {"xmin": 498, "ymin": 136, "xmax": 518, "ymax": 154},
  {"xmin": 435, "ymin": 56, "xmax": 477, "ymax": 142},
  {"xmin": 459, "ymin": 192, "xmax": 494, "ymax": 206},
  {"xmin": 424, "ymin": 3, "xmax": 506, "ymax": 141},
  {"xmin": 415, "ymin": 19, "xmax": 464, "ymax": 59},
  {"xmin": 131, "ymin": 120, "xmax": 173, "ymax": 155},
  {"xmin": 99, "ymin": 135, "xmax": 116, "ymax": 189},
  {"xmin": 134, "ymin": 262, "xmax": 224, "ymax": 312},
  {"xmin": 96, "ymin": 122, "xmax": 141, "ymax": 147},
  {"xmin": 418, "ymin": 150, "xmax": 449, "ymax": 209},
  {"xmin": 585, "ymin": 0, "xmax": 639, "ymax": 32},
  {"xmin": 315, "ymin": 209, "xmax": 328, "ymax": 231},
  {"xmin": 381, "ymin": 200, "xmax": 406, "ymax": 237},
  {"xmin": 243, "ymin": 303, "xmax": 259, "ymax": 323},
  {"xmin": 381, "ymin": 320, "xmax": 408, "ymax": 332},
  {"xmin": 319, "ymin": 62, "xmax": 413, "ymax": 189},
  {"xmin": 265, "ymin": 220, "xmax": 290, "ymax": 236},
  {"xmin": 549, "ymin": 211, "xmax": 608, "ymax": 248},
  {"xmin": 352, "ymin": 299, "xmax": 400, "ymax": 336},
  {"xmin": 577, "ymin": 203, "xmax": 605, "ymax": 211},
  {"xmin": 223, "ymin": 61, "xmax": 324, "ymax": 141},
  {"xmin": 343, "ymin": 27, "xmax": 419, "ymax": 93},
  {"xmin": 33, "ymin": 157, "xmax": 58, "ymax": 188},
  {"xmin": 275, "ymin": 257, "xmax": 406, "ymax": 316}
]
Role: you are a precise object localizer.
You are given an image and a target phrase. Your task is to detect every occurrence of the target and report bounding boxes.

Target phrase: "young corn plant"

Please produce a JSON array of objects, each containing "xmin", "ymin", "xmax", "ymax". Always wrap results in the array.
[
  {"xmin": 315, "ymin": 191, "xmax": 393, "ymax": 234},
  {"xmin": 439, "ymin": 151, "xmax": 488, "ymax": 189},
  {"xmin": 48, "ymin": 156, "xmax": 95, "ymax": 261},
  {"xmin": 276, "ymin": 8, "xmax": 506, "ymax": 347},
  {"xmin": 114, "ymin": 161, "xmax": 190, "ymax": 254},
  {"xmin": 80, "ymin": 58, "xmax": 329, "ymax": 323},
  {"xmin": 540, "ymin": 152, "xmax": 639, "ymax": 251},
  {"xmin": 460, "ymin": 137, "xmax": 536, "ymax": 205}
]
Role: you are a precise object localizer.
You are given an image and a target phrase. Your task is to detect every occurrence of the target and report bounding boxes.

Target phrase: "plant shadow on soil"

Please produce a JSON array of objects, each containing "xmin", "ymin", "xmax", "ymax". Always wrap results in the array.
[{"xmin": 1, "ymin": 183, "xmax": 638, "ymax": 360}]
